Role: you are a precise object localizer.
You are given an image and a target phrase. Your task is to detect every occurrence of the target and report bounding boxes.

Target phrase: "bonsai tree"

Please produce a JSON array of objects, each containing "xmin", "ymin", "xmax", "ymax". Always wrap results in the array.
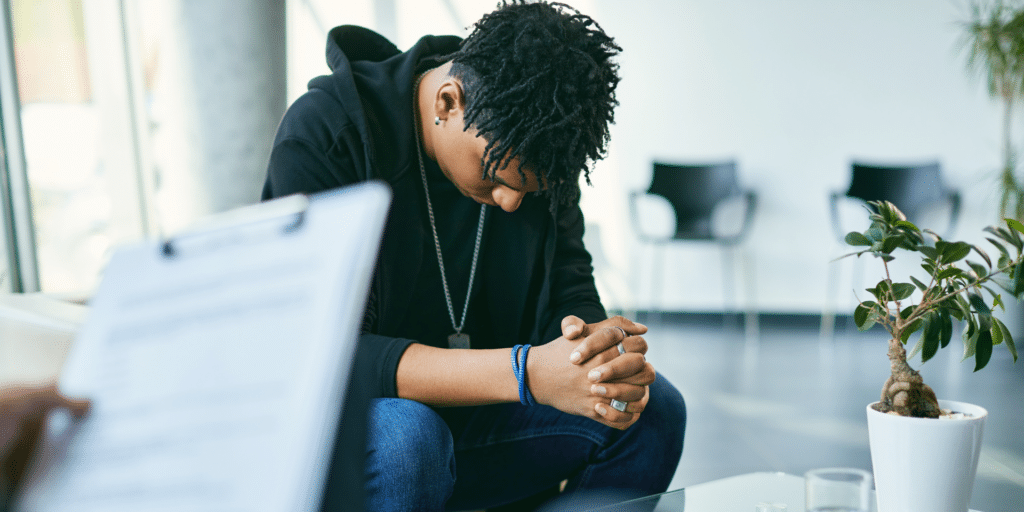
[
  {"xmin": 843, "ymin": 201, "xmax": 1024, "ymax": 417},
  {"xmin": 961, "ymin": 0, "xmax": 1024, "ymax": 220}
]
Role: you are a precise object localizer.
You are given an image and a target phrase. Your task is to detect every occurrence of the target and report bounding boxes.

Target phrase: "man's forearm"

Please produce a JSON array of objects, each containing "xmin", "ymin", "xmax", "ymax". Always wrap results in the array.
[{"xmin": 395, "ymin": 344, "xmax": 520, "ymax": 406}]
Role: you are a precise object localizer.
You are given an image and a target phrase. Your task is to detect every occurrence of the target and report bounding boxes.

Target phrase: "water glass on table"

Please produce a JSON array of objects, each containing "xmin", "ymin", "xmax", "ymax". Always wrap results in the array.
[{"xmin": 804, "ymin": 467, "xmax": 873, "ymax": 512}]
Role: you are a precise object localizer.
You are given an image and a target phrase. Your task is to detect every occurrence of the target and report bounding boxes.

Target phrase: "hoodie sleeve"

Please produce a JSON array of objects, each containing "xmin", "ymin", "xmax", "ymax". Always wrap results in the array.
[
  {"xmin": 539, "ymin": 202, "xmax": 608, "ymax": 344},
  {"xmin": 263, "ymin": 89, "xmax": 414, "ymax": 400},
  {"xmin": 262, "ymin": 89, "xmax": 369, "ymax": 199}
]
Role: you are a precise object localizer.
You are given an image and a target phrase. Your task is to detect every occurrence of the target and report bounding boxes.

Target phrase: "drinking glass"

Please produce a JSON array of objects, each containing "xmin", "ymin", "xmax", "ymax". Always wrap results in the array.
[{"xmin": 804, "ymin": 467, "xmax": 873, "ymax": 512}]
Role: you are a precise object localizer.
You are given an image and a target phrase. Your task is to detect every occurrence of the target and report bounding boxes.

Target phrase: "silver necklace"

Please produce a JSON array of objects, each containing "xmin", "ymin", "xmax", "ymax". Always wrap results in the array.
[{"xmin": 413, "ymin": 71, "xmax": 487, "ymax": 349}]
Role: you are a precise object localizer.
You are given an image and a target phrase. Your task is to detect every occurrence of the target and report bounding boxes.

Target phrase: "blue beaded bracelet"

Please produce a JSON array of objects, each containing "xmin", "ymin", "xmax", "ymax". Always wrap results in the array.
[{"xmin": 511, "ymin": 344, "xmax": 537, "ymax": 406}]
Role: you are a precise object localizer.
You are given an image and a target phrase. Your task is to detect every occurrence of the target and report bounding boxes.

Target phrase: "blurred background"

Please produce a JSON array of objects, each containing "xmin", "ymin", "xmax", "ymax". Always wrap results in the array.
[
  {"xmin": 2, "ymin": 2, "xmax": 1022, "ymax": 509},
  {"xmin": 0, "ymin": 0, "xmax": 1008, "ymax": 317}
]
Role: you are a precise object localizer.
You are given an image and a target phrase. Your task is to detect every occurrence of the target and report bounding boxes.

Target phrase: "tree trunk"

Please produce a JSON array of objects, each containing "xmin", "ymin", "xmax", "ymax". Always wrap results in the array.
[{"xmin": 874, "ymin": 338, "xmax": 941, "ymax": 418}]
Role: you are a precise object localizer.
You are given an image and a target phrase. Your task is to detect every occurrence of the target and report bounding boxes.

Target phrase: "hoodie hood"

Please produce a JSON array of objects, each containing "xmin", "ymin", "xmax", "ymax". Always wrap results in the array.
[{"xmin": 308, "ymin": 26, "xmax": 461, "ymax": 181}]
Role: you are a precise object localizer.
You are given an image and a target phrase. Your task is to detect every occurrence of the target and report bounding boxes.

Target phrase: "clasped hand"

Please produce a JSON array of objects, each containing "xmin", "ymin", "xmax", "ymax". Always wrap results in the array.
[{"xmin": 527, "ymin": 316, "xmax": 655, "ymax": 430}]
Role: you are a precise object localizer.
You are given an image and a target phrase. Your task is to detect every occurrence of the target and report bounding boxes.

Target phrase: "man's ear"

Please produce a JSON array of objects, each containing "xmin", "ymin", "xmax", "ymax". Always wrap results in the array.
[{"xmin": 433, "ymin": 78, "xmax": 466, "ymax": 123}]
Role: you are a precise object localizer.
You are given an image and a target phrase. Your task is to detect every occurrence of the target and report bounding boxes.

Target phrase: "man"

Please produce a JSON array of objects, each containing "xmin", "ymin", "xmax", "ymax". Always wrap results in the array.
[{"xmin": 263, "ymin": 1, "xmax": 686, "ymax": 510}]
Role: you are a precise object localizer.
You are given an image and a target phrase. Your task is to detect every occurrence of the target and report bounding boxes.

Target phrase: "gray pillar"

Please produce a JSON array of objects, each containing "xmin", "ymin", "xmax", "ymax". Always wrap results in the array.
[{"xmin": 150, "ymin": 0, "xmax": 286, "ymax": 234}]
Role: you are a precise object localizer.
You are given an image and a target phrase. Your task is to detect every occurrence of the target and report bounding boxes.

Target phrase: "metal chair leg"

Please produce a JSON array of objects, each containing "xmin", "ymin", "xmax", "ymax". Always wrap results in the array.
[
  {"xmin": 721, "ymin": 245, "xmax": 740, "ymax": 332},
  {"xmin": 741, "ymin": 245, "xmax": 759, "ymax": 341},
  {"xmin": 650, "ymin": 242, "xmax": 665, "ymax": 324},
  {"xmin": 820, "ymin": 256, "xmax": 839, "ymax": 342}
]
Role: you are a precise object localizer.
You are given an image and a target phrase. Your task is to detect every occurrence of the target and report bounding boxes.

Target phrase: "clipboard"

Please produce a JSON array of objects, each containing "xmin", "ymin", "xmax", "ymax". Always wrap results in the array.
[{"xmin": 13, "ymin": 181, "xmax": 391, "ymax": 512}]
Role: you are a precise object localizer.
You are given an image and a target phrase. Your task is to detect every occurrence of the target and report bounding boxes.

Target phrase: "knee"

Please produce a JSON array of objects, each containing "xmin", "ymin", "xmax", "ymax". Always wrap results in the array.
[
  {"xmin": 366, "ymin": 399, "xmax": 455, "ymax": 509},
  {"xmin": 641, "ymin": 378, "xmax": 687, "ymax": 460}
]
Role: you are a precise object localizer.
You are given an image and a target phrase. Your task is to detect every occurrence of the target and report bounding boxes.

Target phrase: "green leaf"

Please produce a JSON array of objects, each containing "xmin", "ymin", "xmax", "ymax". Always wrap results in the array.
[
  {"xmin": 963, "ymin": 321, "xmax": 978, "ymax": 359},
  {"xmin": 895, "ymin": 220, "xmax": 919, "ymax": 232},
  {"xmin": 854, "ymin": 302, "xmax": 878, "ymax": 331},
  {"xmin": 956, "ymin": 294, "xmax": 973, "ymax": 319},
  {"xmin": 901, "ymin": 318, "xmax": 923, "ymax": 343},
  {"xmin": 910, "ymin": 276, "xmax": 929, "ymax": 292},
  {"xmin": 885, "ymin": 202, "xmax": 907, "ymax": 221},
  {"xmin": 892, "ymin": 283, "xmax": 916, "ymax": 301},
  {"xmin": 941, "ymin": 242, "xmax": 972, "ymax": 263},
  {"xmin": 987, "ymin": 237, "xmax": 1011, "ymax": 261},
  {"xmin": 993, "ymin": 317, "xmax": 1018, "ymax": 362},
  {"xmin": 972, "ymin": 245, "xmax": 993, "ymax": 268},
  {"xmin": 1013, "ymin": 266, "xmax": 1024, "ymax": 297},
  {"xmin": 922, "ymin": 261, "xmax": 936, "ymax": 275},
  {"xmin": 881, "ymin": 236, "xmax": 902, "ymax": 254},
  {"xmin": 937, "ymin": 267, "xmax": 965, "ymax": 280},
  {"xmin": 991, "ymin": 317, "xmax": 1004, "ymax": 346},
  {"xmin": 967, "ymin": 260, "xmax": 989, "ymax": 279},
  {"xmin": 1006, "ymin": 218, "xmax": 1024, "ymax": 235},
  {"xmin": 919, "ymin": 246, "xmax": 939, "ymax": 260},
  {"xmin": 921, "ymin": 313, "xmax": 941, "ymax": 363},
  {"xmin": 939, "ymin": 308, "xmax": 953, "ymax": 348},
  {"xmin": 900, "ymin": 304, "xmax": 917, "ymax": 320},
  {"xmin": 975, "ymin": 327, "xmax": 993, "ymax": 372},
  {"xmin": 990, "ymin": 291, "xmax": 1005, "ymax": 311},
  {"xmin": 867, "ymin": 281, "xmax": 891, "ymax": 302},
  {"xmin": 948, "ymin": 306, "xmax": 964, "ymax": 321},
  {"xmin": 867, "ymin": 226, "xmax": 884, "ymax": 242},
  {"xmin": 969, "ymin": 292, "xmax": 992, "ymax": 315},
  {"xmin": 907, "ymin": 337, "xmax": 925, "ymax": 360},
  {"xmin": 1010, "ymin": 227, "xmax": 1024, "ymax": 251},
  {"xmin": 878, "ymin": 253, "xmax": 895, "ymax": 263},
  {"xmin": 985, "ymin": 226, "xmax": 1019, "ymax": 249},
  {"xmin": 845, "ymin": 232, "xmax": 873, "ymax": 246}
]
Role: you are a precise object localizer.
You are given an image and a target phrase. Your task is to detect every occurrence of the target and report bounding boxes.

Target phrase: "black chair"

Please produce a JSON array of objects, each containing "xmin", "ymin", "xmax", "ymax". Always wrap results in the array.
[
  {"xmin": 629, "ymin": 161, "xmax": 758, "ymax": 336},
  {"xmin": 822, "ymin": 161, "xmax": 962, "ymax": 338},
  {"xmin": 828, "ymin": 162, "xmax": 961, "ymax": 242}
]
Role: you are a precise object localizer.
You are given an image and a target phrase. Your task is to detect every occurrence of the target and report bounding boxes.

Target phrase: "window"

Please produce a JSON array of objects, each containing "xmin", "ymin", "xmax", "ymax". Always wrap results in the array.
[{"xmin": 2, "ymin": 0, "xmax": 151, "ymax": 295}]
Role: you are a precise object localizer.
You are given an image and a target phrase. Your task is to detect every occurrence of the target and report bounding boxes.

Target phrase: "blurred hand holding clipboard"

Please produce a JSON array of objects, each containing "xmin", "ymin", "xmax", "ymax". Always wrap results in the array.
[{"xmin": 12, "ymin": 181, "xmax": 390, "ymax": 512}]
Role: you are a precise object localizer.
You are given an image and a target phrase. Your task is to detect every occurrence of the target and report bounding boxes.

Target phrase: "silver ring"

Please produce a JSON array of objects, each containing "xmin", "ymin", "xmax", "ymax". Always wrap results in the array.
[
  {"xmin": 610, "ymin": 399, "xmax": 628, "ymax": 412},
  {"xmin": 613, "ymin": 326, "xmax": 627, "ymax": 340},
  {"xmin": 617, "ymin": 342, "xmax": 626, "ymax": 355}
]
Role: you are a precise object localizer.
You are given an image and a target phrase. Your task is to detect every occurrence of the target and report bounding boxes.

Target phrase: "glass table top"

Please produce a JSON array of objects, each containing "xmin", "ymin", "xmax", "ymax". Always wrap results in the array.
[{"xmin": 592, "ymin": 472, "xmax": 983, "ymax": 512}]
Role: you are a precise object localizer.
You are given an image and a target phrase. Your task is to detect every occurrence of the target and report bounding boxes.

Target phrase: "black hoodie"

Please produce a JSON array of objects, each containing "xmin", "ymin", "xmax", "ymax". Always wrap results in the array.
[{"xmin": 263, "ymin": 26, "xmax": 606, "ymax": 402}]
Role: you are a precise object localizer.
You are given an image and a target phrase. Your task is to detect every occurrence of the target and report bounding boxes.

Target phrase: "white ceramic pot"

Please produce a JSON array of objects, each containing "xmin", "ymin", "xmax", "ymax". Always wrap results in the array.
[{"xmin": 866, "ymin": 399, "xmax": 987, "ymax": 512}]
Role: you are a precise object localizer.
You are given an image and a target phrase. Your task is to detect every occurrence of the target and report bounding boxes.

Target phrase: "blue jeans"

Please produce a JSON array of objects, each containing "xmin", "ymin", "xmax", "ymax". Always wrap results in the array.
[{"xmin": 364, "ymin": 377, "xmax": 686, "ymax": 511}]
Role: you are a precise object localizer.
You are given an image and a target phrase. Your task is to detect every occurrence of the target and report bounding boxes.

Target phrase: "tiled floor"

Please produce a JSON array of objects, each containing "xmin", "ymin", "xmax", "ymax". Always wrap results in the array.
[{"xmin": 639, "ymin": 312, "xmax": 1024, "ymax": 512}]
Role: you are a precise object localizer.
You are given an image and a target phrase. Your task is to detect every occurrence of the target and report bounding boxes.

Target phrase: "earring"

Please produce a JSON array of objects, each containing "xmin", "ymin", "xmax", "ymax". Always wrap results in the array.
[{"xmin": 434, "ymin": 117, "xmax": 441, "ymax": 126}]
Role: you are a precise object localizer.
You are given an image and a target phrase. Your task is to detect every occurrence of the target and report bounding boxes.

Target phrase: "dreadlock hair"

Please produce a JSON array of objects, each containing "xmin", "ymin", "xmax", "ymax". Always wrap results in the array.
[{"xmin": 447, "ymin": 0, "xmax": 621, "ymax": 208}]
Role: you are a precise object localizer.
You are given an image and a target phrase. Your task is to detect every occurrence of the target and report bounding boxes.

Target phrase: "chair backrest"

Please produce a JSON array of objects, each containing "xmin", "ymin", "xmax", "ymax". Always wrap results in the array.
[
  {"xmin": 648, "ymin": 161, "xmax": 740, "ymax": 240},
  {"xmin": 845, "ymin": 162, "xmax": 947, "ymax": 222}
]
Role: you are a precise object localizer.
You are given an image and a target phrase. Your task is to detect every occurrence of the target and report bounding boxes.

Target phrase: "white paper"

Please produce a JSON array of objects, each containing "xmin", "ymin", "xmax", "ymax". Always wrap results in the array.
[{"xmin": 14, "ymin": 183, "xmax": 390, "ymax": 512}]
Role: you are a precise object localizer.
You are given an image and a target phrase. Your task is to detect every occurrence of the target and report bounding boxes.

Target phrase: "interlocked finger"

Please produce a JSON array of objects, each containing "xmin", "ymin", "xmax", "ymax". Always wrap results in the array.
[{"xmin": 591, "ymin": 381, "xmax": 647, "ymax": 402}]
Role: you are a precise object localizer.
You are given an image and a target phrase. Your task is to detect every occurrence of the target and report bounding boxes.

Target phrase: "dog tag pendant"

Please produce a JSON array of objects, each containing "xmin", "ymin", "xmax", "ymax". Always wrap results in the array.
[{"xmin": 448, "ymin": 332, "xmax": 471, "ymax": 349}]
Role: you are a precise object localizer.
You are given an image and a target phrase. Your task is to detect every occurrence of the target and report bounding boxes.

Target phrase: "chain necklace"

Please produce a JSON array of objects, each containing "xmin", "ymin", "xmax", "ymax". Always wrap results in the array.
[{"xmin": 413, "ymin": 71, "xmax": 487, "ymax": 350}]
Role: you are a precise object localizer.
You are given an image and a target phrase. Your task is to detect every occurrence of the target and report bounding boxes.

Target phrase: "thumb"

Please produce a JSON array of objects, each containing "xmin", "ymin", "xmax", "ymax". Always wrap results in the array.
[{"xmin": 561, "ymin": 315, "xmax": 585, "ymax": 339}]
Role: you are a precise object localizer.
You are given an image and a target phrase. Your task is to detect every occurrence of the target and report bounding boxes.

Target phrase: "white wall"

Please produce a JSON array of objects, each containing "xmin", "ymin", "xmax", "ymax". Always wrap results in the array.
[
  {"xmin": 584, "ymin": 0, "xmax": 1011, "ymax": 314},
  {"xmin": 286, "ymin": 0, "xmax": 1009, "ymax": 315}
]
